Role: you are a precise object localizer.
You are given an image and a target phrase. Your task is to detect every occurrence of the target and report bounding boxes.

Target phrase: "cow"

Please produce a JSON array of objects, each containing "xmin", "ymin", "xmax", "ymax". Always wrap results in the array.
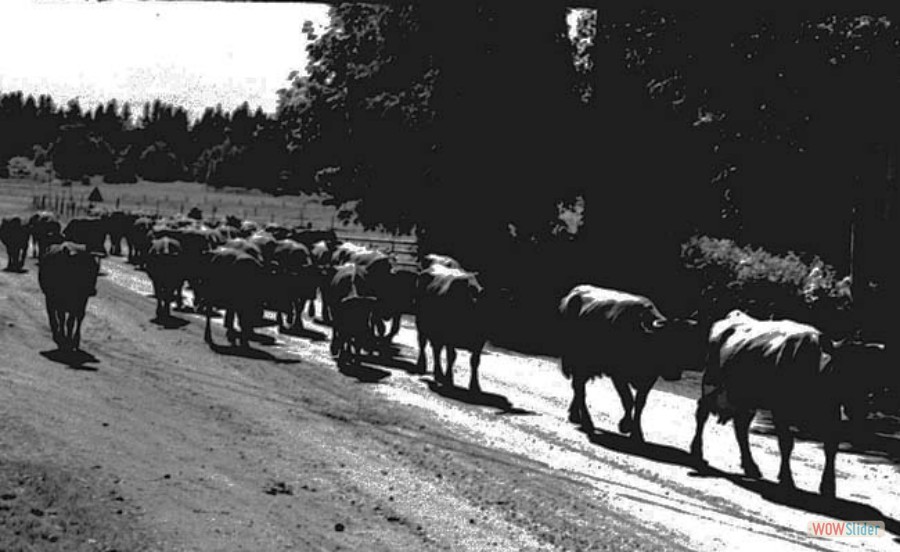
[
  {"xmin": 378, "ymin": 266, "xmax": 419, "ymax": 339},
  {"xmin": 308, "ymin": 239, "xmax": 338, "ymax": 321},
  {"xmin": 28, "ymin": 211, "xmax": 62, "ymax": 259},
  {"xmin": 63, "ymin": 217, "xmax": 108, "ymax": 257},
  {"xmin": 106, "ymin": 210, "xmax": 134, "ymax": 256},
  {"xmin": 271, "ymin": 239, "xmax": 318, "ymax": 333},
  {"xmin": 558, "ymin": 284, "xmax": 704, "ymax": 441},
  {"xmin": 200, "ymin": 245, "xmax": 266, "ymax": 348},
  {"xmin": 146, "ymin": 237, "xmax": 184, "ymax": 320},
  {"xmin": 38, "ymin": 241, "xmax": 101, "ymax": 352},
  {"xmin": 126, "ymin": 216, "xmax": 155, "ymax": 267},
  {"xmin": 0, "ymin": 216, "xmax": 29, "ymax": 271},
  {"xmin": 689, "ymin": 310, "xmax": 883, "ymax": 498},
  {"xmin": 174, "ymin": 225, "xmax": 226, "ymax": 313},
  {"xmin": 422, "ymin": 253, "xmax": 462, "ymax": 270},
  {"xmin": 327, "ymin": 262, "xmax": 378, "ymax": 364},
  {"xmin": 416, "ymin": 264, "xmax": 487, "ymax": 392}
]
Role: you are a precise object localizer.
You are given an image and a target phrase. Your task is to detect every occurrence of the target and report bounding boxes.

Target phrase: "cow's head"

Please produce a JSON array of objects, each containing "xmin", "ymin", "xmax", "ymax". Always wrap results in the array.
[
  {"xmin": 821, "ymin": 337, "xmax": 890, "ymax": 424},
  {"xmin": 651, "ymin": 313, "xmax": 706, "ymax": 381}
]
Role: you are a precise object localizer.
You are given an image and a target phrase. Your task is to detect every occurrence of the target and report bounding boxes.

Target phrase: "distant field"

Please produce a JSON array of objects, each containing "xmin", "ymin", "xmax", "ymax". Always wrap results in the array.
[{"xmin": 0, "ymin": 176, "xmax": 419, "ymax": 266}]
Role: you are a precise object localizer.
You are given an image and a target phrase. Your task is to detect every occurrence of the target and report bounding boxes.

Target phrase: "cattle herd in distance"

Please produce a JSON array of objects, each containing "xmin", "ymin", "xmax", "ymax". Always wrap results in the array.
[{"xmin": 0, "ymin": 208, "xmax": 892, "ymax": 502}]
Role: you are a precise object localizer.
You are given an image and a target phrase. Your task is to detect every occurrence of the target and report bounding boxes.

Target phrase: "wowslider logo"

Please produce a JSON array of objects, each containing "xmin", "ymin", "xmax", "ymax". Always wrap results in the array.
[{"xmin": 808, "ymin": 520, "xmax": 886, "ymax": 538}]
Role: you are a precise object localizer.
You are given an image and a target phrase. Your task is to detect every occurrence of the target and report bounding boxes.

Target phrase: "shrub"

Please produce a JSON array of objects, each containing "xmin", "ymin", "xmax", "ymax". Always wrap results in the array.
[
  {"xmin": 681, "ymin": 235, "xmax": 853, "ymax": 335},
  {"xmin": 8, "ymin": 156, "xmax": 32, "ymax": 178}
]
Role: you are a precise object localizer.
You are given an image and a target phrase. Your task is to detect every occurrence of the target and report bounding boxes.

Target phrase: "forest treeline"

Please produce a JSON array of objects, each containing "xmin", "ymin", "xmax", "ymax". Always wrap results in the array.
[
  {"xmin": 2, "ymin": 4, "xmax": 900, "ymax": 346},
  {"xmin": 0, "ymin": 93, "xmax": 301, "ymax": 194}
]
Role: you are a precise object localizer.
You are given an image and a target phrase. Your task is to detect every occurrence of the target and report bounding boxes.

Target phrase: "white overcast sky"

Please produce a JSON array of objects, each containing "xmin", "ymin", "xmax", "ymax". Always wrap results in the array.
[{"xmin": 0, "ymin": 0, "xmax": 331, "ymax": 118}]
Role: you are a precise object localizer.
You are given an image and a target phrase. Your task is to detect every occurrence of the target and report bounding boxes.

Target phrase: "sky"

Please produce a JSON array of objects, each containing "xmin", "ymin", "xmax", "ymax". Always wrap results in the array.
[{"xmin": 0, "ymin": 0, "xmax": 331, "ymax": 119}]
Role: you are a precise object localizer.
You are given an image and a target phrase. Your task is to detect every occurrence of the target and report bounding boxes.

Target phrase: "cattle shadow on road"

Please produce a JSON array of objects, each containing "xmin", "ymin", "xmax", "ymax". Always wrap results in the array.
[
  {"xmin": 2, "ymin": 267, "xmax": 28, "ymax": 274},
  {"xmin": 426, "ymin": 381, "xmax": 535, "ymax": 415},
  {"xmin": 337, "ymin": 360, "xmax": 391, "ymax": 383},
  {"xmin": 587, "ymin": 428, "xmax": 900, "ymax": 540},
  {"xmin": 207, "ymin": 342, "xmax": 301, "ymax": 365},
  {"xmin": 276, "ymin": 325, "xmax": 328, "ymax": 342},
  {"xmin": 353, "ymin": 343, "xmax": 422, "ymax": 375},
  {"xmin": 39, "ymin": 349, "xmax": 100, "ymax": 371},
  {"xmin": 150, "ymin": 315, "xmax": 191, "ymax": 330}
]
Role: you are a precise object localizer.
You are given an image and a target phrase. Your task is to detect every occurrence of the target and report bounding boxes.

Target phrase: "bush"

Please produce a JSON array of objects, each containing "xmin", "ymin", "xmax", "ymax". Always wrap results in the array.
[
  {"xmin": 681, "ymin": 235, "xmax": 853, "ymax": 335},
  {"xmin": 8, "ymin": 156, "xmax": 32, "ymax": 178}
]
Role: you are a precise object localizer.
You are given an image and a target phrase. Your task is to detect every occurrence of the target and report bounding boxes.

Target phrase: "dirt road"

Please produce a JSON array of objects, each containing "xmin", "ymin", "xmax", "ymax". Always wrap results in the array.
[{"xmin": 1, "ymin": 252, "xmax": 899, "ymax": 551}]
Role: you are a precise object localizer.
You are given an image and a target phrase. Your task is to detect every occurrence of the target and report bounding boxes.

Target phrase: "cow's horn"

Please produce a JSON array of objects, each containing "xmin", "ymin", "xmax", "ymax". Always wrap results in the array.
[{"xmin": 652, "ymin": 318, "xmax": 666, "ymax": 329}]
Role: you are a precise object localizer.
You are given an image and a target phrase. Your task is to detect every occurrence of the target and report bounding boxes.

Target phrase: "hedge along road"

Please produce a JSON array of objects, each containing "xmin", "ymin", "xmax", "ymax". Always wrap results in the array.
[{"xmin": 0, "ymin": 252, "xmax": 898, "ymax": 552}]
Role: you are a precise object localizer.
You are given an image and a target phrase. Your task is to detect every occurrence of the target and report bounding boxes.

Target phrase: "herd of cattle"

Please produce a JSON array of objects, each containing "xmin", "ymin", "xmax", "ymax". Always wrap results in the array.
[{"xmin": 0, "ymin": 208, "xmax": 895, "ymax": 501}]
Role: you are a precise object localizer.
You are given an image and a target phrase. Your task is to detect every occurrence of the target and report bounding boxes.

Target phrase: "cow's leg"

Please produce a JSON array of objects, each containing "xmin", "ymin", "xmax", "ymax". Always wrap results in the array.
[
  {"xmin": 445, "ymin": 346, "xmax": 457, "ymax": 387},
  {"xmin": 416, "ymin": 330, "xmax": 428, "ymax": 373},
  {"xmin": 72, "ymin": 299, "xmax": 87, "ymax": 351},
  {"xmin": 174, "ymin": 281, "xmax": 184, "ymax": 310},
  {"xmin": 431, "ymin": 342, "xmax": 444, "ymax": 383},
  {"xmin": 690, "ymin": 396, "xmax": 712, "ymax": 463},
  {"xmin": 322, "ymin": 296, "xmax": 332, "ymax": 323},
  {"xmin": 373, "ymin": 318, "xmax": 386, "ymax": 339},
  {"xmin": 55, "ymin": 308, "xmax": 67, "ymax": 349},
  {"xmin": 819, "ymin": 406, "xmax": 840, "ymax": 498},
  {"xmin": 46, "ymin": 297, "xmax": 61, "ymax": 347},
  {"xmin": 630, "ymin": 382, "xmax": 653, "ymax": 442},
  {"xmin": 163, "ymin": 287, "xmax": 173, "ymax": 319},
  {"xmin": 774, "ymin": 419, "xmax": 796, "ymax": 490},
  {"xmin": 330, "ymin": 327, "xmax": 342, "ymax": 357},
  {"xmin": 820, "ymin": 435, "xmax": 838, "ymax": 498},
  {"xmin": 224, "ymin": 309, "xmax": 237, "ymax": 344},
  {"xmin": 734, "ymin": 410, "xmax": 761, "ymax": 479},
  {"xmin": 569, "ymin": 372, "xmax": 593, "ymax": 431},
  {"xmin": 612, "ymin": 378, "xmax": 636, "ymax": 435},
  {"xmin": 468, "ymin": 349, "xmax": 482, "ymax": 394},
  {"xmin": 64, "ymin": 310, "xmax": 77, "ymax": 352},
  {"xmin": 308, "ymin": 290, "xmax": 317, "ymax": 318},
  {"xmin": 238, "ymin": 309, "xmax": 253, "ymax": 348},
  {"xmin": 389, "ymin": 314, "xmax": 401, "ymax": 338}
]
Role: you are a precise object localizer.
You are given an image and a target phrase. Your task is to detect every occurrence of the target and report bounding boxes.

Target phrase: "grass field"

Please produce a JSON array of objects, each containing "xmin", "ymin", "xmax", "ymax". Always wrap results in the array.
[{"xmin": 0, "ymin": 176, "xmax": 419, "ymax": 266}]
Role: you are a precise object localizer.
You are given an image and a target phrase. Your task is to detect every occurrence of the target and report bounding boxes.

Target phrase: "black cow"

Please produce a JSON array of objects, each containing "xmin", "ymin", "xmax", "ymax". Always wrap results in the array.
[
  {"xmin": 28, "ymin": 211, "xmax": 62, "ymax": 259},
  {"xmin": 690, "ymin": 310, "xmax": 882, "ymax": 498},
  {"xmin": 308, "ymin": 239, "xmax": 337, "ymax": 321},
  {"xmin": 103, "ymin": 210, "xmax": 134, "ymax": 256},
  {"xmin": 558, "ymin": 284, "xmax": 704, "ymax": 441},
  {"xmin": 201, "ymin": 245, "xmax": 266, "ymax": 348},
  {"xmin": 378, "ymin": 266, "xmax": 419, "ymax": 339},
  {"xmin": 38, "ymin": 241, "xmax": 101, "ymax": 351},
  {"xmin": 146, "ymin": 237, "xmax": 184, "ymax": 319},
  {"xmin": 0, "ymin": 216, "xmax": 29, "ymax": 271},
  {"xmin": 327, "ymin": 263, "xmax": 378, "ymax": 364},
  {"xmin": 271, "ymin": 239, "xmax": 318, "ymax": 333},
  {"xmin": 416, "ymin": 264, "xmax": 487, "ymax": 391},
  {"xmin": 63, "ymin": 217, "xmax": 107, "ymax": 257},
  {"xmin": 126, "ymin": 216, "xmax": 155, "ymax": 267}
]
